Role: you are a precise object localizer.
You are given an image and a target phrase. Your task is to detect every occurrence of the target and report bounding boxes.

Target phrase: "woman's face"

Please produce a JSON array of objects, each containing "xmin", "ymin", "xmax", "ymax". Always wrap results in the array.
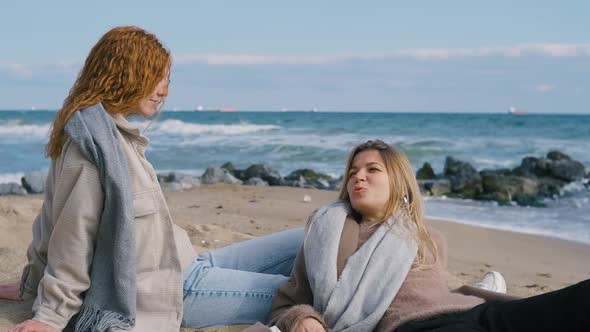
[
  {"xmin": 346, "ymin": 149, "xmax": 391, "ymax": 220},
  {"xmin": 132, "ymin": 76, "xmax": 169, "ymax": 118}
]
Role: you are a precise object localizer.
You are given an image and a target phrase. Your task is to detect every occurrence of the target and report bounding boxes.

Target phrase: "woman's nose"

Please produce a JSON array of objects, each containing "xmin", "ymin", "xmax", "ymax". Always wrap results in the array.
[
  {"xmin": 159, "ymin": 83, "xmax": 168, "ymax": 97},
  {"xmin": 353, "ymin": 170, "xmax": 366, "ymax": 182}
]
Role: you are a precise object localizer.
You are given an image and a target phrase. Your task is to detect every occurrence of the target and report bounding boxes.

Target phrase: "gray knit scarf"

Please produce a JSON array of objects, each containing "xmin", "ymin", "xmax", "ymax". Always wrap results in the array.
[
  {"xmin": 304, "ymin": 201, "xmax": 417, "ymax": 332},
  {"xmin": 64, "ymin": 103, "xmax": 136, "ymax": 332}
]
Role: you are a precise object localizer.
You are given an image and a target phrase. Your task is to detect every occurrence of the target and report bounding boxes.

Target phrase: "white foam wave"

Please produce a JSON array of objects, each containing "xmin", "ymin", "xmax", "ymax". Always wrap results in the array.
[
  {"xmin": 0, "ymin": 172, "xmax": 24, "ymax": 185},
  {"xmin": 160, "ymin": 132, "xmax": 359, "ymax": 150},
  {"xmin": 471, "ymin": 157, "xmax": 516, "ymax": 169},
  {"xmin": 560, "ymin": 180, "xmax": 589, "ymax": 195},
  {"xmin": 0, "ymin": 122, "xmax": 51, "ymax": 138},
  {"xmin": 152, "ymin": 120, "xmax": 281, "ymax": 135},
  {"xmin": 424, "ymin": 196, "xmax": 590, "ymax": 245}
]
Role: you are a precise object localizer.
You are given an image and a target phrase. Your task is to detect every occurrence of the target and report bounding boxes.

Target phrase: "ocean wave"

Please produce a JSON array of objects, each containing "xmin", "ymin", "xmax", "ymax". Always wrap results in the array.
[
  {"xmin": 0, "ymin": 121, "xmax": 51, "ymax": 138},
  {"xmin": 150, "ymin": 120, "xmax": 281, "ymax": 135},
  {"xmin": 156, "ymin": 132, "xmax": 361, "ymax": 151},
  {"xmin": 424, "ymin": 196, "xmax": 590, "ymax": 245},
  {"xmin": 559, "ymin": 180, "xmax": 589, "ymax": 196},
  {"xmin": 0, "ymin": 172, "xmax": 25, "ymax": 184},
  {"xmin": 470, "ymin": 157, "xmax": 516, "ymax": 169}
]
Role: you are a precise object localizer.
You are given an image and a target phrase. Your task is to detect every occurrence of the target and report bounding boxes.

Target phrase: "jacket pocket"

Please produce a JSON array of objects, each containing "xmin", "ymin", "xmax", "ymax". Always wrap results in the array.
[
  {"xmin": 132, "ymin": 190, "xmax": 158, "ymax": 271},
  {"xmin": 133, "ymin": 191, "xmax": 157, "ymax": 218}
]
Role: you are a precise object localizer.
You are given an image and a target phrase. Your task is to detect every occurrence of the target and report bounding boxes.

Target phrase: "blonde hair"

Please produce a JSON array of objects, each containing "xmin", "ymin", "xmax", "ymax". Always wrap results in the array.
[
  {"xmin": 339, "ymin": 139, "xmax": 438, "ymax": 270},
  {"xmin": 46, "ymin": 26, "xmax": 171, "ymax": 159}
]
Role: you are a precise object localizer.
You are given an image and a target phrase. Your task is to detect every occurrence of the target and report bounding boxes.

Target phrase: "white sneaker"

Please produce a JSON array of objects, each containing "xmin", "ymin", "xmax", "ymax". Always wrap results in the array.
[{"xmin": 473, "ymin": 271, "xmax": 507, "ymax": 294}]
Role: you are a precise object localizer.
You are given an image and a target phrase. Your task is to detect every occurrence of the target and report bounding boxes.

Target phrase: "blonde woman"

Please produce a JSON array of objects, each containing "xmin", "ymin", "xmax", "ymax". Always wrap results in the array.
[{"xmin": 266, "ymin": 140, "xmax": 589, "ymax": 332}]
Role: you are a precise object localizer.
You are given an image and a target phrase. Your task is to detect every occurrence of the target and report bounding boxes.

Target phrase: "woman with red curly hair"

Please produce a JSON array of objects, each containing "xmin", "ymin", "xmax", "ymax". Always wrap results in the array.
[
  {"xmin": 1, "ymin": 26, "xmax": 191, "ymax": 332},
  {"xmin": 0, "ymin": 25, "xmax": 305, "ymax": 332}
]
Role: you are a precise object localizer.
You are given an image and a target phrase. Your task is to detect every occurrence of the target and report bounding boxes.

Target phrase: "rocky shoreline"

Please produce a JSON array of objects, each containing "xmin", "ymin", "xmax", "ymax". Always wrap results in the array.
[
  {"xmin": 2, "ymin": 150, "xmax": 588, "ymax": 207},
  {"xmin": 417, "ymin": 150, "xmax": 589, "ymax": 206}
]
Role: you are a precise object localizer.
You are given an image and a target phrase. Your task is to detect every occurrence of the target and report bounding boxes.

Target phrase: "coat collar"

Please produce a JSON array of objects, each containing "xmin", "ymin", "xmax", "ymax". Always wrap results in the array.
[{"xmin": 110, "ymin": 113, "xmax": 150, "ymax": 147}]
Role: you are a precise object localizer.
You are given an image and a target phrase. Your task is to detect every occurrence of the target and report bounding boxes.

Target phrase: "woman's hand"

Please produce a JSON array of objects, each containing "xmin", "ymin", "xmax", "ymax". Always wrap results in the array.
[
  {"xmin": 9, "ymin": 320, "xmax": 57, "ymax": 332},
  {"xmin": 293, "ymin": 317, "xmax": 326, "ymax": 332},
  {"xmin": 0, "ymin": 282, "xmax": 22, "ymax": 301}
]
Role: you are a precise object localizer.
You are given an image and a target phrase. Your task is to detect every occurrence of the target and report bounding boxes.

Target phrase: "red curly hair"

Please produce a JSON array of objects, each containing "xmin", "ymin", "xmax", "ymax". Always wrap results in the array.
[{"xmin": 46, "ymin": 26, "xmax": 171, "ymax": 159}]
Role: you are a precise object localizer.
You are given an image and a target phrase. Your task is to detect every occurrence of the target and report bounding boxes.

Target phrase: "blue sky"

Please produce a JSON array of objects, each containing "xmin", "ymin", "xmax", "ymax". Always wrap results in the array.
[{"xmin": 1, "ymin": 1, "xmax": 589, "ymax": 113}]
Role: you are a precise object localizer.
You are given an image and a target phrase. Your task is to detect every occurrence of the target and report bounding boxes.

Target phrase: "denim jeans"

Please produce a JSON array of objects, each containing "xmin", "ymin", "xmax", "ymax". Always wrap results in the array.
[{"xmin": 181, "ymin": 227, "xmax": 305, "ymax": 329}]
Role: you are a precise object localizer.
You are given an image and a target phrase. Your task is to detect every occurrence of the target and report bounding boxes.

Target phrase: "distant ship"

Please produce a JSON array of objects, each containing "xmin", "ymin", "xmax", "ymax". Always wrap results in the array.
[
  {"xmin": 508, "ymin": 106, "xmax": 528, "ymax": 115},
  {"xmin": 280, "ymin": 107, "xmax": 318, "ymax": 112},
  {"xmin": 195, "ymin": 105, "xmax": 236, "ymax": 112}
]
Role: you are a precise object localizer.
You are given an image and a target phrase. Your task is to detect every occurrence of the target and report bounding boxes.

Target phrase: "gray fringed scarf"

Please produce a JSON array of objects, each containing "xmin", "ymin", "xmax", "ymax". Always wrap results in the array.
[
  {"xmin": 64, "ymin": 103, "xmax": 136, "ymax": 331},
  {"xmin": 304, "ymin": 201, "xmax": 417, "ymax": 332}
]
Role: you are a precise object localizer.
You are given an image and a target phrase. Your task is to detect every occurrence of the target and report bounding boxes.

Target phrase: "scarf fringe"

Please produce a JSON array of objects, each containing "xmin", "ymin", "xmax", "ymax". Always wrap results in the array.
[{"xmin": 75, "ymin": 305, "xmax": 135, "ymax": 332}]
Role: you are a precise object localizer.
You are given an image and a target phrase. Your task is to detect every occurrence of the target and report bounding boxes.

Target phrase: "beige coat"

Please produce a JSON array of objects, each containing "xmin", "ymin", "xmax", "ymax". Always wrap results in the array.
[{"xmin": 19, "ymin": 114, "xmax": 196, "ymax": 332}]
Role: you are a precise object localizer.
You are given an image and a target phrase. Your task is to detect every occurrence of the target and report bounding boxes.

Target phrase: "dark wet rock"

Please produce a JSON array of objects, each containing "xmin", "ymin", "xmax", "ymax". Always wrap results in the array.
[
  {"xmin": 536, "ymin": 177, "xmax": 567, "ymax": 197},
  {"xmin": 546, "ymin": 150, "xmax": 571, "ymax": 161},
  {"xmin": 546, "ymin": 159, "xmax": 585, "ymax": 182},
  {"xmin": 21, "ymin": 171, "xmax": 47, "ymax": 194},
  {"xmin": 157, "ymin": 172, "xmax": 201, "ymax": 189},
  {"xmin": 416, "ymin": 162, "xmax": 436, "ymax": 180},
  {"xmin": 513, "ymin": 194, "xmax": 545, "ymax": 207},
  {"xmin": 220, "ymin": 162, "xmax": 248, "ymax": 180},
  {"xmin": 244, "ymin": 177, "xmax": 268, "ymax": 186},
  {"xmin": 480, "ymin": 174, "xmax": 539, "ymax": 205},
  {"xmin": 285, "ymin": 175, "xmax": 306, "ymax": 188},
  {"xmin": 220, "ymin": 162, "xmax": 236, "ymax": 174},
  {"xmin": 430, "ymin": 179, "xmax": 452, "ymax": 196},
  {"xmin": 285, "ymin": 169, "xmax": 334, "ymax": 190},
  {"xmin": 285, "ymin": 169, "xmax": 322, "ymax": 181},
  {"xmin": 481, "ymin": 175, "xmax": 538, "ymax": 196},
  {"xmin": 329, "ymin": 176, "xmax": 344, "ymax": 191},
  {"xmin": 0, "ymin": 183, "xmax": 28, "ymax": 196},
  {"xmin": 201, "ymin": 167, "xmax": 242, "ymax": 185},
  {"xmin": 311, "ymin": 178, "xmax": 331, "ymax": 190},
  {"xmin": 513, "ymin": 154, "xmax": 585, "ymax": 182},
  {"xmin": 479, "ymin": 168, "xmax": 513, "ymax": 177},
  {"xmin": 243, "ymin": 164, "xmax": 283, "ymax": 186},
  {"xmin": 513, "ymin": 157, "xmax": 551, "ymax": 178},
  {"xmin": 443, "ymin": 157, "xmax": 482, "ymax": 197},
  {"xmin": 418, "ymin": 179, "xmax": 451, "ymax": 196}
]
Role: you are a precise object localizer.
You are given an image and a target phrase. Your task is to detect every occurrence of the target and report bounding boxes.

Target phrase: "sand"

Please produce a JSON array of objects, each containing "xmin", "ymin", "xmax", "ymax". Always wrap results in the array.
[{"xmin": 1, "ymin": 184, "xmax": 589, "ymax": 331}]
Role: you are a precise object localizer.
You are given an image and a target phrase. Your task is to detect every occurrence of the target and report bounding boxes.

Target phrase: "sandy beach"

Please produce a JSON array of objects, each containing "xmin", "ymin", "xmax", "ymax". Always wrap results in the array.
[{"xmin": 1, "ymin": 184, "xmax": 589, "ymax": 331}]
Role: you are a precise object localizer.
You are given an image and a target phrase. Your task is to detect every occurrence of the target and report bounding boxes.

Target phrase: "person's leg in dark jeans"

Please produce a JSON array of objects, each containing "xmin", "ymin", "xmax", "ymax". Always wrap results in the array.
[
  {"xmin": 396, "ymin": 279, "xmax": 590, "ymax": 332},
  {"xmin": 478, "ymin": 278, "xmax": 590, "ymax": 331}
]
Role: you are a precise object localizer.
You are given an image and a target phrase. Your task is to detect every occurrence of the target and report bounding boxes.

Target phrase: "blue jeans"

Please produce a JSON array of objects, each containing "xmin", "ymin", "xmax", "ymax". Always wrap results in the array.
[{"xmin": 181, "ymin": 227, "xmax": 304, "ymax": 328}]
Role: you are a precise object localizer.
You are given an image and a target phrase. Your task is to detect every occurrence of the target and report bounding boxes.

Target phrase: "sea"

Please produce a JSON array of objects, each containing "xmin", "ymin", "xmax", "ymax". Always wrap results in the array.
[{"xmin": 1, "ymin": 110, "xmax": 589, "ymax": 245}]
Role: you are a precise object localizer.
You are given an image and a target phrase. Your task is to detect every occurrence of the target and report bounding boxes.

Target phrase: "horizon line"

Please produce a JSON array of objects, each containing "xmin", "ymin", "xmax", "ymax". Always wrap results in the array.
[{"xmin": 1, "ymin": 108, "xmax": 589, "ymax": 115}]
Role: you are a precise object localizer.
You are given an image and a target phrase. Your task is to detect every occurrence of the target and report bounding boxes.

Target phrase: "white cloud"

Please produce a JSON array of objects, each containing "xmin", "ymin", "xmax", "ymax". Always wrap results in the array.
[
  {"xmin": 0, "ymin": 63, "xmax": 33, "ymax": 79},
  {"xmin": 395, "ymin": 44, "xmax": 590, "ymax": 59},
  {"xmin": 174, "ymin": 43, "xmax": 590, "ymax": 65},
  {"xmin": 55, "ymin": 60, "xmax": 82, "ymax": 72},
  {"xmin": 533, "ymin": 84, "xmax": 556, "ymax": 93},
  {"xmin": 173, "ymin": 53, "xmax": 357, "ymax": 65}
]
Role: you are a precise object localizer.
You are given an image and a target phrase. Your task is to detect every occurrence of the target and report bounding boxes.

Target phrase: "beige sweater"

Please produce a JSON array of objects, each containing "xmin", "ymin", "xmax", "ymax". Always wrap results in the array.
[
  {"xmin": 19, "ymin": 114, "xmax": 196, "ymax": 332},
  {"xmin": 268, "ymin": 217, "xmax": 483, "ymax": 332}
]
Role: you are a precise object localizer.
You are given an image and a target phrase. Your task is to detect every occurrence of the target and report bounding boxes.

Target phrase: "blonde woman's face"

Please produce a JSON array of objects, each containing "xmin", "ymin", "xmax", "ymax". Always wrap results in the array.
[
  {"xmin": 132, "ymin": 76, "xmax": 169, "ymax": 118},
  {"xmin": 346, "ymin": 149, "xmax": 390, "ymax": 220}
]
